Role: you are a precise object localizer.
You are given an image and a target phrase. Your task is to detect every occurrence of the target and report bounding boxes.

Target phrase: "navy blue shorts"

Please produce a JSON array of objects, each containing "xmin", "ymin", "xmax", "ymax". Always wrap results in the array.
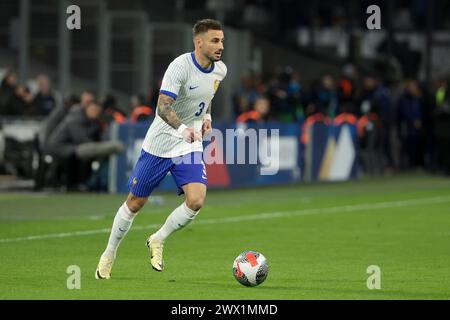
[{"xmin": 128, "ymin": 150, "xmax": 207, "ymax": 197}]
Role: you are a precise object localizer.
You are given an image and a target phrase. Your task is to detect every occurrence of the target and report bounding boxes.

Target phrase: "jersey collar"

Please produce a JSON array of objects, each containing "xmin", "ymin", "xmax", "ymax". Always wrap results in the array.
[{"xmin": 191, "ymin": 52, "xmax": 215, "ymax": 73}]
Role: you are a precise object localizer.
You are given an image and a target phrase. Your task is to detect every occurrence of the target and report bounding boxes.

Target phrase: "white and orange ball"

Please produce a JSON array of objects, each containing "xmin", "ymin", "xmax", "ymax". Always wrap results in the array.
[{"xmin": 232, "ymin": 251, "xmax": 269, "ymax": 287}]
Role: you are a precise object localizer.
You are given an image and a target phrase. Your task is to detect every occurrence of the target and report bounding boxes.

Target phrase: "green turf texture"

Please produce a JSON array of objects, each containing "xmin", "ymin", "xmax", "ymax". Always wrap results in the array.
[{"xmin": 0, "ymin": 174, "xmax": 449, "ymax": 299}]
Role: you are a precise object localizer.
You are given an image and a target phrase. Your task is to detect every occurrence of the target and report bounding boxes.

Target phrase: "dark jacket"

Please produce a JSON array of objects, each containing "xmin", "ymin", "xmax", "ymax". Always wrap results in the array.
[
  {"xmin": 32, "ymin": 92, "xmax": 56, "ymax": 116},
  {"xmin": 396, "ymin": 92, "xmax": 422, "ymax": 138},
  {"xmin": 46, "ymin": 107, "xmax": 101, "ymax": 157}
]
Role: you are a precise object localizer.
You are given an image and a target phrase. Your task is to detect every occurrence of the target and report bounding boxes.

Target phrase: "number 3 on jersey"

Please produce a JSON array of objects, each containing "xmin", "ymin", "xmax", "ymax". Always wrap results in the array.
[{"xmin": 195, "ymin": 102, "xmax": 205, "ymax": 117}]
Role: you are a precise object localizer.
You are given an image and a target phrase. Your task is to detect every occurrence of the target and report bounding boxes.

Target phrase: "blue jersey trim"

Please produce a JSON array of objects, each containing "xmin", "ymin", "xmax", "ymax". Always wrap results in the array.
[
  {"xmin": 191, "ymin": 52, "xmax": 215, "ymax": 73},
  {"xmin": 159, "ymin": 90, "xmax": 178, "ymax": 100}
]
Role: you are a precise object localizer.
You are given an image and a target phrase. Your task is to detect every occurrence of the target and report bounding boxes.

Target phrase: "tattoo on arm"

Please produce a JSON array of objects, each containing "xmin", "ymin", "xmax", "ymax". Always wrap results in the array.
[{"xmin": 157, "ymin": 94, "xmax": 182, "ymax": 129}]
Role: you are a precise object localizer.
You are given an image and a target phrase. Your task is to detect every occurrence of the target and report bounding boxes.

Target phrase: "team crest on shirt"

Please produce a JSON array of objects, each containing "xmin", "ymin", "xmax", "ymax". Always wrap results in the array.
[{"xmin": 214, "ymin": 79, "xmax": 221, "ymax": 93}]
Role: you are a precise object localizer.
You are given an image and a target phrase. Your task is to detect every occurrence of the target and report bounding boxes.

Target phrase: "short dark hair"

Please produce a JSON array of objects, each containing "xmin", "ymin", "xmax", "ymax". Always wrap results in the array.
[{"xmin": 192, "ymin": 19, "xmax": 222, "ymax": 36}]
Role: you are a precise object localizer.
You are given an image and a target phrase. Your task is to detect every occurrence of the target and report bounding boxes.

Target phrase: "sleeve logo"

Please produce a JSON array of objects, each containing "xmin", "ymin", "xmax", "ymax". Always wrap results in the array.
[{"xmin": 214, "ymin": 79, "xmax": 221, "ymax": 93}]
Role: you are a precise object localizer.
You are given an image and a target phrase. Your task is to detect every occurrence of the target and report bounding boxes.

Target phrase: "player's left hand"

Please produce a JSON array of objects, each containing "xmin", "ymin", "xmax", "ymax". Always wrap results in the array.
[{"xmin": 202, "ymin": 119, "xmax": 212, "ymax": 137}]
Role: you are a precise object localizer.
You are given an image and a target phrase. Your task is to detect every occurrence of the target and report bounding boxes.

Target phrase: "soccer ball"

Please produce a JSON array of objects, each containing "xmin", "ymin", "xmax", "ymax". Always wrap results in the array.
[{"xmin": 232, "ymin": 251, "xmax": 269, "ymax": 287}]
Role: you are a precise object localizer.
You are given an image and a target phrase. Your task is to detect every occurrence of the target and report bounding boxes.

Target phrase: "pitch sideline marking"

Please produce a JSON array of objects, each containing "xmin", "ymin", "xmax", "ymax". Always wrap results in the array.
[{"xmin": 0, "ymin": 196, "xmax": 449, "ymax": 244}]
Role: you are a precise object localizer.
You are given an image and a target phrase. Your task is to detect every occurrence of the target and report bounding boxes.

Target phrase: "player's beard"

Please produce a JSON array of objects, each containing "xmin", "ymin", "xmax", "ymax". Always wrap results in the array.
[{"xmin": 206, "ymin": 51, "xmax": 222, "ymax": 62}]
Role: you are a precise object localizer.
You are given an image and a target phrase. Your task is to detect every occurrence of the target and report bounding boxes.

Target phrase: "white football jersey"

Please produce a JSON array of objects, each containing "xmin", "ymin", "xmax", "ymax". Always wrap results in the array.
[{"xmin": 142, "ymin": 52, "xmax": 227, "ymax": 158}]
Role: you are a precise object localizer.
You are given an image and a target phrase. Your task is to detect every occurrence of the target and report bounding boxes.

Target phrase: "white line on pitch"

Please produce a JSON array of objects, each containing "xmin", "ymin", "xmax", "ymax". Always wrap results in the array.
[{"xmin": 0, "ymin": 196, "xmax": 449, "ymax": 244}]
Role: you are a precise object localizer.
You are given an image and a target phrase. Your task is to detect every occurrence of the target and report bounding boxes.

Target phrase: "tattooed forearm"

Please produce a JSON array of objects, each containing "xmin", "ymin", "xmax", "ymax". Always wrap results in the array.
[{"xmin": 157, "ymin": 94, "xmax": 182, "ymax": 129}]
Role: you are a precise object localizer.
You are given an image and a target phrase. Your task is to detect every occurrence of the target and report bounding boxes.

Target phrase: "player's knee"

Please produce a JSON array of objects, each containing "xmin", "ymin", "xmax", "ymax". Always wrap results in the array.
[
  {"xmin": 185, "ymin": 196, "xmax": 205, "ymax": 212},
  {"xmin": 126, "ymin": 194, "xmax": 147, "ymax": 213}
]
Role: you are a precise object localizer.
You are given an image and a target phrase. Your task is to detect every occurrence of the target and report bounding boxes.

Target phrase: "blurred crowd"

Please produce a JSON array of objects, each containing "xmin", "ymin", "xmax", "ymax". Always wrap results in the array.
[
  {"xmin": 0, "ymin": 71, "xmax": 56, "ymax": 117},
  {"xmin": 0, "ymin": 70, "xmax": 155, "ymax": 122},
  {"xmin": 0, "ymin": 70, "xmax": 154, "ymax": 191},
  {"xmin": 1, "ymin": 65, "xmax": 450, "ymax": 192},
  {"xmin": 233, "ymin": 65, "xmax": 450, "ymax": 175}
]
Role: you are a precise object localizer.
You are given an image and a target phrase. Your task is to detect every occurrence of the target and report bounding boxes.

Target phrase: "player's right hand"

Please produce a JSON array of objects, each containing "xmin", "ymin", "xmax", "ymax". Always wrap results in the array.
[{"xmin": 181, "ymin": 128, "xmax": 202, "ymax": 143}]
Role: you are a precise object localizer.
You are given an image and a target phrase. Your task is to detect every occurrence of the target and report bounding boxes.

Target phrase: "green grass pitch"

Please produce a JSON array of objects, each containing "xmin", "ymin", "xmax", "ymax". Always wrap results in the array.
[{"xmin": 0, "ymin": 174, "xmax": 449, "ymax": 299}]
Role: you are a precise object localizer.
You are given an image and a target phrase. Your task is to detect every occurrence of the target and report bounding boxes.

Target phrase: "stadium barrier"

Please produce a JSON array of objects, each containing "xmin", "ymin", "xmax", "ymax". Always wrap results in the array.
[{"xmin": 107, "ymin": 121, "xmax": 359, "ymax": 194}]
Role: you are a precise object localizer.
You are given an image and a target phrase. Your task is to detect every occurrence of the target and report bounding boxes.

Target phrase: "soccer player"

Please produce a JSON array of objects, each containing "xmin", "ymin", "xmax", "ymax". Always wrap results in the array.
[{"xmin": 95, "ymin": 19, "xmax": 226, "ymax": 279}]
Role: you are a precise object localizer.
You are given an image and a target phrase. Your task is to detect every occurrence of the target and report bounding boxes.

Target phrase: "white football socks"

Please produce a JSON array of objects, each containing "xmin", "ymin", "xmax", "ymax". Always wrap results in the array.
[
  {"xmin": 103, "ymin": 202, "xmax": 137, "ymax": 258},
  {"xmin": 151, "ymin": 202, "xmax": 199, "ymax": 242}
]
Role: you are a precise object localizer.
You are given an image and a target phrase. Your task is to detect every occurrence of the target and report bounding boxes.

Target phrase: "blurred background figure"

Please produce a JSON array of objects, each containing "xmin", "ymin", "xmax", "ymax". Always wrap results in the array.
[
  {"xmin": 102, "ymin": 94, "xmax": 126, "ymax": 125},
  {"xmin": 76, "ymin": 90, "xmax": 96, "ymax": 111},
  {"xmin": 267, "ymin": 67, "xmax": 302, "ymax": 122},
  {"xmin": 338, "ymin": 63, "xmax": 360, "ymax": 105},
  {"xmin": 357, "ymin": 100, "xmax": 385, "ymax": 175},
  {"xmin": 30, "ymin": 74, "xmax": 56, "ymax": 117},
  {"xmin": 0, "ymin": 70, "xmax": 18, "ymax": 115},
  {"xmin": 130, "ymin": 94, "xmax": 153, "ymax": 123},
  {"xmin": 233, "ymin": 74, "xmax": 261, "ymax": 118},
  {"xmin": 396, "ymin": 79, "xmax": 424, "ymax": 169},
  {"xmin": 333, "ymin": 102, "xmax": 357, "ymax": 127},
  {"xmin": 0, "ymin": 71, "xmax": 33, "ymax": 116},
  {"xmin": 360, "ymin": 71, "xmax": 394, "ymax": 170},
  {"xmin": 301, "ymin": 102, "xmax": 330, "ymax": 146},
  {"xmin": 308, "ymin": 73, "xmax": 339, "ymax": 120},
  {"xmin": 236, "ymin": 96, "xmax": 270, "ymax": 123},
  {"xmin": 45, "ymin": 100, "xmax": 103, "ymax": 190},
  {"xmin": 433, "ymin": 77, "xmax": 450, "ymax": 175},
  {"xmin": 43, "ymin": 89, "xmax": 95, "ymax": 147}
]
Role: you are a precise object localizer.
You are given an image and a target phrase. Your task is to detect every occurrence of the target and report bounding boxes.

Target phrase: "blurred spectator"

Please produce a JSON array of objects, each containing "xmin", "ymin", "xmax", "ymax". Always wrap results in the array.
[
  {"xmin": 361, "ymin": 72, "xmax": 393, "ymax": 125},
  {"xmin": 45, "ymin": 100, "xmax": 103, "ymax": 189},
  {"xmin": 41, "ymin": 94, "xmax": 78, "ymax": 145},
  {"xmin": 435, "ymin": 78, "xmax": 449, "ymax": 112},
  {"xmin": 40, "ymin": 90, "xmax": 93, "ymax": 150},
  {"xmin": 102, "ymin": 94, "xmax": 126, "ymax": 125},
  {"xmin": 418, "ymin": 80, "xmax": 437, "ymax": 170},
  {"xmin": 338, "ymin": 63, "xmax": 360, "ymax": 105},
  {"xmin": 130, "ymin": 94, "xmax": 153, "ymax": 123},
  {"xmin": 12, "ymin": 85, "xmax": 34, "ymax": 115},
  {"xmin": 30, "ymin": 74, "xmax": 56, "ymax": 116},
  {"xmin": 267, "ymin": 67, "xmax": 302, "ymax": 122},
  {"xmin": 236, "ymin": 96, "xmax": 270, "ymax": 123},
  {"xmin": 433, "ymin": 77, "xmax": 450, "ymax": 174},
  {"xmin": 71, "ymin": 90, "xmax": 95, "ymax": 113},
  {"xmin": 301, "ymin": 102, "xmax": 330, "ymax": 146},
  {"xmin": 309, "ymin": 73, "xmax": 338, "ymax": 119},
  {"xmin": 357, "ymin": 101, "xmax": 385, "ymax": 175},
  {"xmin": 396, "ymin": 79, "xmax": 423, "ymax": 168},
  {"xmin": 333, "ymin": 102, "xmax": 357, "ymax": 127},
  {"xmin": 34, "ymin": 93, "xmax": 79, "ymax": 190},
  {"xmin": 46, "ymin": 100, "xmax": 103, "ymax": 156},
  {"xmin": 360, "ymin": 71, "xmax": 394, "ymax": 168},
  {"xmin": 235, "ymin": 95, "xmax": 251, "ymax": 118},
  {"xmin": 0, "ymin": 71, "xmax": 33, "ymax": 116},
  {"xmin": 0, "ymin": 70, "xmax": 18, "ymax": 115},
  {"xmin": 233, "ymin": 74, "xmax": 260, "ymax": 117}
]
